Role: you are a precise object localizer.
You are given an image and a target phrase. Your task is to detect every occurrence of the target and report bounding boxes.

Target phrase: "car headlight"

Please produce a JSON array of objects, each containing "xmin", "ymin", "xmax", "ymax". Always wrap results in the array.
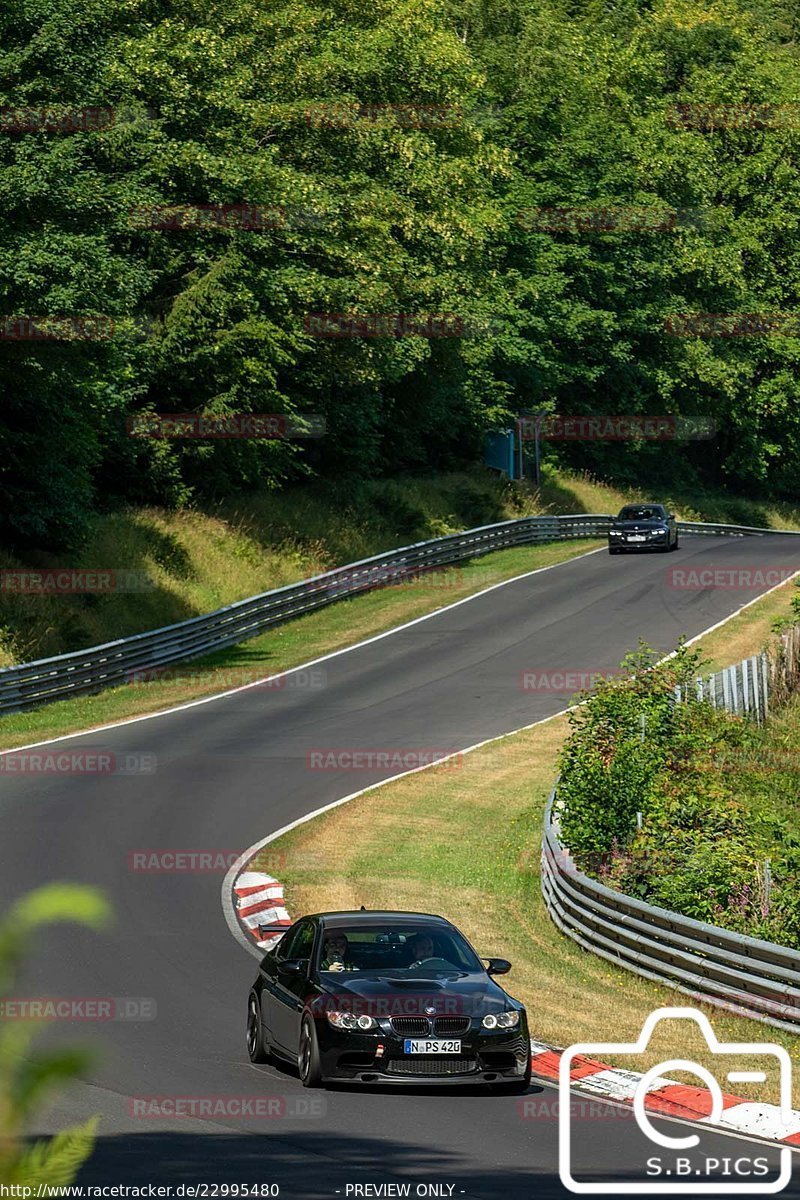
[
  {"xmin": 609, "ymin": 530, "xmax": 622, "ymax": 536},
  {"xmin": 482, "ymin": 1011, "xmax": 520, "ymax": 1029},
  {"xmin": 326, "ymin": 1011, "xmax": 378, "ymax": 1031}
]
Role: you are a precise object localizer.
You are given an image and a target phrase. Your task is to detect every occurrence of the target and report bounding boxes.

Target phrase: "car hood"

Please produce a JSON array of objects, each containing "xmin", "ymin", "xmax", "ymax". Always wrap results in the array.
[{"xmin": 315, "ymin": 972, "xmax": 515, "ymax": 1017}]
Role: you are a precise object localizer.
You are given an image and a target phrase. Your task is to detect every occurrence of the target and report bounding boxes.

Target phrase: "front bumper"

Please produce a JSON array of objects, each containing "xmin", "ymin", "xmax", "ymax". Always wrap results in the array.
[
  {"xmin": 315, "ymin": 1020, "xmax": 530, "ymax": 1085},
  {"xmin": 609, "ymin": 532, "xmax": 670, "ymax": 550}
]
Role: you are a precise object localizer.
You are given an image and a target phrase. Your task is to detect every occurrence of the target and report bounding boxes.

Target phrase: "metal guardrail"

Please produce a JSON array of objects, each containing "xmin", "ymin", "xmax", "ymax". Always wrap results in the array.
[
  {"xmin": 542, "ymin": 792, "xmax": 800, "ymax": 1032},
  {"xmin": 2, "ymin": 513, "xmax": 798, "ymax": 716},
  {"xmin": 676, "ymin": 520, "xmax": 800, "ymax": 538},
  {"xmin": 0, "ymin": 513, "xmax": 610, "ymax": 714},
  {"xmin": 542, "ymin": 633, "xmax": 800, "ymax": 1031}
]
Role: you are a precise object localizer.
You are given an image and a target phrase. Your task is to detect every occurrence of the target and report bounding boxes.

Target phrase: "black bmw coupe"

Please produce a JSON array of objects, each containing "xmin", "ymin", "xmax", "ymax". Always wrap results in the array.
[{"xmin": 246, "ymin": 910, "xmax": 531, "ymax": 1090}]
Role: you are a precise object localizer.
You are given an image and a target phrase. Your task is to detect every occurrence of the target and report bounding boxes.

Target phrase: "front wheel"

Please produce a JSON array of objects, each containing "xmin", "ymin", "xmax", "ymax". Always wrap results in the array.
[
  {"xmin": 247, "ymin": 993, "xmax": 269, "ymax": 1064},
  {"xmin": 608, "ymin": 546, "xmax": 619, "ymax": 555},
  {"xmin": 298, "ymin": 1014, "xmax": 323, "ymax": 1088}
]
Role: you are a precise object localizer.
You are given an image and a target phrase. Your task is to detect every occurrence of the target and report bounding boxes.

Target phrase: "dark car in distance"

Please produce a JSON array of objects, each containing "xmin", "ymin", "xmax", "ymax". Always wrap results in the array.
[
  {"xmin": 608, "ymin": 503, "xmax": 679, "ymax": 554},
  {"xmin": 247, "ymin": 910, "xmax": 531, "ymax": 1090}
]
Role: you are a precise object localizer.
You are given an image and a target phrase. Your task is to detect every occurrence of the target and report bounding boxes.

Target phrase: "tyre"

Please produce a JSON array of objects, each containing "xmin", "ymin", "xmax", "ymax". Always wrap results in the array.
[
  {"xmin": 608, "ymin": 546, "xmax": 619, "ymax": 555},
  {"xmin": 298, "ymin": 1014, "xmax": 323, "ymax": 1087},
  {"xmin": 247, "ymin": 992, "xmax": 270, "ymax": 1064},
  {"xmin": 672, "ymin": 534, "xmax": 679, "ymax": 551}
]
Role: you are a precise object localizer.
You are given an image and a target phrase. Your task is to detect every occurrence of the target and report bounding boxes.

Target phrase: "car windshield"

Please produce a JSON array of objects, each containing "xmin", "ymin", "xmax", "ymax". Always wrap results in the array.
[
  {"xmin": 317, "ymin": 924, "xmax": 483, "ymax": 975},
  {"xmin": 618, "ymin": 505, "xmax": 663, "ymax": 521}
]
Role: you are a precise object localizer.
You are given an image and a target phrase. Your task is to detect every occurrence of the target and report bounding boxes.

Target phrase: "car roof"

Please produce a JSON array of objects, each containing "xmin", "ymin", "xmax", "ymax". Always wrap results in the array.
[{"xmin": 312, "ymin": 911, "xmax": 455, "ymax": 928}]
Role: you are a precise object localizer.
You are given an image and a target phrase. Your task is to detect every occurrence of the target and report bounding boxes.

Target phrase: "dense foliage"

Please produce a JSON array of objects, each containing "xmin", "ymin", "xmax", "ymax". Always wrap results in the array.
[
  {"xmin": 2, "ymin": 0, "xmax": 800, "ymax": 549},
  {"xmin": 556, "ymin": 643, "xmax": 800, "ymax": 948}
]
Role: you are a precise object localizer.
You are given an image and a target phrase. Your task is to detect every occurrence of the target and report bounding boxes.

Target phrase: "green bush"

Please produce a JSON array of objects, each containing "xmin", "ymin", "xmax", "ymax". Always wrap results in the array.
[{"xmin": 555, "ymin": 643, "xmax": 800, "ymax": 949}]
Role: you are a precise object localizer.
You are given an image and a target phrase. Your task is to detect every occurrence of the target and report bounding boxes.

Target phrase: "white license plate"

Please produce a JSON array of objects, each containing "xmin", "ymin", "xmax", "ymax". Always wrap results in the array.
[
  {"xmin": 403, "ymin": 1038, "xmax": 461, "ymax": 1054},
  {"xmin": 626, "ymin": 535, "xmax": 646, "ymax": 542}
]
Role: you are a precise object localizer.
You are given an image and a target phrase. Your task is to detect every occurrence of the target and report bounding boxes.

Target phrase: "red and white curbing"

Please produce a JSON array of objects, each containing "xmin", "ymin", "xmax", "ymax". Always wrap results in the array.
[
  {"xmin": 233, "ymin": 870, "xmax": 292, "ymax": 949},
  {"xmin": 530, "ymin": 1039, "xmax": 800, "ymax": 1148}
]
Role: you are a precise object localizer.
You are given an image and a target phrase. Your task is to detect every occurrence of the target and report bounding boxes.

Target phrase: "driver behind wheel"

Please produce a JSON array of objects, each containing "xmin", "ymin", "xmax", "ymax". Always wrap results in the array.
[
  {"xmin": 320, "ymin": 932, "xmax": 359, "ymax": 971},
  {"xmin": 407, "ymin": 933, "xmax": 435, "ymax": 965}
]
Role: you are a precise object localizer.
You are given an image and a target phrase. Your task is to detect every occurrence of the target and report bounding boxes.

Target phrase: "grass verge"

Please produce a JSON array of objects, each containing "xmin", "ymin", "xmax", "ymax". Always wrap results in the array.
[{"xmin": 253, "ymin": 567, "xmax": 800, "ymax": 1106}]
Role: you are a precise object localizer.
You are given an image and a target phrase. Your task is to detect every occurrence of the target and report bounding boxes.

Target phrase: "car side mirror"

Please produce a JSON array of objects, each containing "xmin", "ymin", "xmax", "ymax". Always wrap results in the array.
[
  {"xmin": 485, "ymin": 957, "xmax": 511, "ymax": 975},
  {"xmin": 278, "ymin": 958, "xmax": 308, "ymax": 977},
  {"xmin": 669, "ymin": 513, "xmax": 675, "ymax": 520}
]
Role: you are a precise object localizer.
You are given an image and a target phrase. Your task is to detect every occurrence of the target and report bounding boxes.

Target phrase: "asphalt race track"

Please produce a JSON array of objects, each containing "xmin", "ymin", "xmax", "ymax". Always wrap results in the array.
[{"xmin": 3, "ymin": 535, "xmax": 800, "ymax": 1198}]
